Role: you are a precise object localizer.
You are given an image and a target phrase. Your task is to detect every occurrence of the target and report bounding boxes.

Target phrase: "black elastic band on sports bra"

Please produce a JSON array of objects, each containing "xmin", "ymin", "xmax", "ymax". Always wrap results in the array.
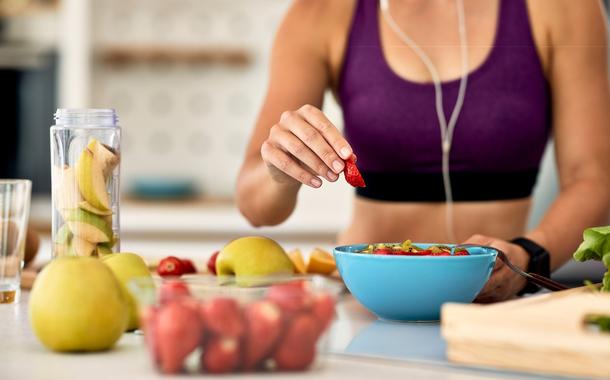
[{"xmin": 356, "ymin": 169, "xmax": 539, "ymax": 202}]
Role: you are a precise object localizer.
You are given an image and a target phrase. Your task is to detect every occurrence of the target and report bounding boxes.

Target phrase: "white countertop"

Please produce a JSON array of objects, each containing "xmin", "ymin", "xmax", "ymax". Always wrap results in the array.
[{"xmin": 1, "ymin": 292, "xmax": 557, "ymax": 380}]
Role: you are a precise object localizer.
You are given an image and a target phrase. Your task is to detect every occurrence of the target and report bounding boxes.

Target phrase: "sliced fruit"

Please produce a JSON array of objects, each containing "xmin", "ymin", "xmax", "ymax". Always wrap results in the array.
[
  {"xmin": 272, "ymin": 314, "xmax": 318, "ymax": 371},
  {"xmin": 200, "ymin": 298, "xmax": 244, "ymax": 338},
  {"xmin": 71, "ymin": 236, "xmax": 96, "ymax": 256},
  {"xmin": 156, "ymin": 301, "xmax": 204, "ymax": 374},
  {"xmin": 87, "ymin": 138, "xmax": 120, "ymax": 178},
  {"xmin": 243, "ymin": 301, "xmax": 282, "ymax": 370},
  {"xmin": 64, "ymin": 209, "xmax": 113, "ymax": 243},
  {"xmin": 79, "ymin": 200, "xmax": 112, "ymax": 216},
  {"xmin": 288, "ymin": 249, "xmax": 306, "ymax": 274},
  {"xmin": 52, "ymin": 166, "xmax": 81, "ymax": 215},
  {"xmin": 306, "ymin": 248, "xmax": 336, "ymax": 275},
  {"xmin": 96, "ymin": 244, "xmax": 113, "ymax": 257},
  {"xmin": 200, "ymin": 336, "xmax": 240, "ymax": 374},
  {"xmin": 180, "ymin": 259, "xmax": 197, "ymax": 274},
  {"xmin": 76, "ymin": 148, "xmax": 111, "ymax": 212}
]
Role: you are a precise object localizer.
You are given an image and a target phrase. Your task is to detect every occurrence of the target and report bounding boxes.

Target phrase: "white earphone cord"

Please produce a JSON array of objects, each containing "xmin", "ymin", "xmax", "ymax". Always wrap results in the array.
[{"xmin": 380, "ymin": 0, "xmax": 468, "ymax": 243}]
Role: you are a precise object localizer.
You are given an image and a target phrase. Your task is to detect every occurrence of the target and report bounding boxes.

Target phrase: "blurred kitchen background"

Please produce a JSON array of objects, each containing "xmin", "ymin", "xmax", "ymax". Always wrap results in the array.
[{"xmin": 1, "ymin": 0, "xmax": 607, "ymax": 283}]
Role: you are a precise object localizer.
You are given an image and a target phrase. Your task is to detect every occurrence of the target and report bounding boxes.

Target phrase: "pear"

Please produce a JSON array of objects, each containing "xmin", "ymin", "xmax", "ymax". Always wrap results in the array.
[
  {"xmin": 29, "ymin": 257, "xmax": 129, "ymax": 352},
  {"xmin": 64, "ymin": 209, "xmax": 113, "ymax": 243},
  {"xmin": 76, "ymin": 149, "xmax": 111, "ymax": 212},
  {"xmin": 87, "ymin": 138, "xmax": 119, "ymax": 177}
]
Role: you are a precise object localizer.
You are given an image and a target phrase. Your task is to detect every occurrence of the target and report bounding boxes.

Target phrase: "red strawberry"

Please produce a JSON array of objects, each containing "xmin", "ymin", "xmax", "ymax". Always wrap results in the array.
[
  {"xmin": 156, "ymin": 301, "xmax": 204, "ymax": 374},
  {"xmin": 200, "ymin": 336, "xmax": 240, "ymax": 374},
  {"xmin": 373, "ymin": 248, "xmax": 393, "ymax": 255},
  {"xmin": 272, "ymin": 314, "xmax": 318, "ymax": 371},
  {"xmin": 159, "ymin": 280, "xmax": 191, "ymax": 304},
  {"xmin": 207, "ymin": 251, "xmax": 220, "ymax": 275},
  {"xmin": 266, "ymin": 282, "xmax": 314, "ymax": 315},
  {"xmin": 157, "ymin": 256, "xmax": 184, "ymax": 277},
  {"xmin": 180, "ymin": 259, "xmax": 197, "ymax": 274},
  {"xmin": 344, "ymin": 155, "xmax": 365, "ymax": 188},
  {"xmin": 243, "ymin": 301, "xmax": 283, "ymax": 370},
  {"xmin": 453, "ymin": 250, "xmax": 469, "ymax": 256},
  {"xmin": 312, "ymin": 293, "xmax": 335, "ymax": 336},
  {"xmin": 140, "ymin": 306, "xmax": 161, "ymax": 364},
  {"xmin": 200, "ymin": 298, "xmax": 245, "ymax": 338}
]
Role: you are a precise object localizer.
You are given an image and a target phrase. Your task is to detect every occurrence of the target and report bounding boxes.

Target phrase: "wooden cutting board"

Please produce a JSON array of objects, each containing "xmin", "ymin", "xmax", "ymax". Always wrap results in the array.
[{"xmin": 441, "ymin": 288, "xmax": 610, "ymax": 378}]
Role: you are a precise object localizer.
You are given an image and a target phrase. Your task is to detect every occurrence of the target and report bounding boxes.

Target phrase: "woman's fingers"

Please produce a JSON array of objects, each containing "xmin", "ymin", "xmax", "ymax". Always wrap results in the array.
[
  {"xmin": 270, "ymin": 125, "xmax": 338, "ymax": 182},
  {"xmin": 296, "ymin": 105, "xmax": 353, "ymax": 161},
  {"xmin": 261, "ymin": 141, "xmax": 322, "ymax": 188}
]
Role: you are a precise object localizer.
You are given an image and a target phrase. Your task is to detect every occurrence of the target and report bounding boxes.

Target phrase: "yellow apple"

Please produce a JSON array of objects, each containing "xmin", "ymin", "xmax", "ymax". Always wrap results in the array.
[
  {"xmin": 29, "ymin": 257, "xmax": 128, "ymax": 352},
  {"xmin": 101, "ymin": 253, "xmax": 152, "ymax": 331},
  {"xmin": 216, "ymin": 236, "xmax": 294, "ymax": 279}
]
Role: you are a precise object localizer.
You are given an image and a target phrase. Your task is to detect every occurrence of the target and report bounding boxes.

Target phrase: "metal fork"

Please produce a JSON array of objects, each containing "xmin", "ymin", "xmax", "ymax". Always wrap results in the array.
[{"xmin": 452, "ymin": 244, "xmax": 569, "ymax": 292}]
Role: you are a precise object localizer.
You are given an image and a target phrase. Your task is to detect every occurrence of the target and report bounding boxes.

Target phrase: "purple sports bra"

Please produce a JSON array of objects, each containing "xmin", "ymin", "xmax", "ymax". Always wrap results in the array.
[{"xmin": 339, "ymin": 0, "xmax": 551, "ymax": 202}]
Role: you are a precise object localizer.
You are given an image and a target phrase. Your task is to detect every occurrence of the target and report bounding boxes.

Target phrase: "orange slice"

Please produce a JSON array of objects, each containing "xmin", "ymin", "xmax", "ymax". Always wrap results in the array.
[
  {"xmin": 288, "ymin": 249, "xmax": 307, "ymax": 274},
  {"xmin": 306, "ymin": 248, "xmax": 336, "ymax": 275}
]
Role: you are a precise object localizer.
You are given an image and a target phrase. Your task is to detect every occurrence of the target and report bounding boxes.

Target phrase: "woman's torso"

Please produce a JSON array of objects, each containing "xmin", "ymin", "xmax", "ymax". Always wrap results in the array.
[{"xmin": 322, "ymin": 0, "xmax": 553, "ymax": 244}]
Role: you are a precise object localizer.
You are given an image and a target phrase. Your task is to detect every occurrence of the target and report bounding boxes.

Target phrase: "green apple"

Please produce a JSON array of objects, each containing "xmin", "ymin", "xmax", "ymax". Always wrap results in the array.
[
  {"xmin": 101, "ymin": 253, "xmax": 152, "ymax": 331},
  {"xmin": 29, "ymin": 256, "xmax": 128, "ymax": 352},
  {"xmin": 216, "ymin": 236, "xmax": 294, "ymax": 279},
  {"xmin": 76, "ymin": 148, "xmax": 111, "ymax": 212},
  {"xmin": 64, "ymin": 208, "xmax": 113, "ymax": 243}
]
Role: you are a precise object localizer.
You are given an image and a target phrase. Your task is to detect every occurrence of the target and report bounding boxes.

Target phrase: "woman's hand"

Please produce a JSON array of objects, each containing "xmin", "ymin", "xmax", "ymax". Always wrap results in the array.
[
  {"xmin": 260, "ymin": 104, "xmax": 353, "ymax": 188},
  {"xmin": 463, "ymin": 234, "xmax": 530, "ymax": 303}
]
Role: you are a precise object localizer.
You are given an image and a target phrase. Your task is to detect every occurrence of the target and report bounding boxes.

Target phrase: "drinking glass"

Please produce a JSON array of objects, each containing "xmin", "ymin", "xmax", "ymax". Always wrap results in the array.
[{"xmin": 0, "ymin": 179, "xmax": 31, "ymax": 304}]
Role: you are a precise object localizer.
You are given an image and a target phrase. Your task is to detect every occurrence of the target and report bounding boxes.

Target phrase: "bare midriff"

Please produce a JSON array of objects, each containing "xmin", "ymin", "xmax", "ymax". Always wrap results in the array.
[{"xmin": 337, "ymin": 197, "xmax": 531, "ymax": 245}]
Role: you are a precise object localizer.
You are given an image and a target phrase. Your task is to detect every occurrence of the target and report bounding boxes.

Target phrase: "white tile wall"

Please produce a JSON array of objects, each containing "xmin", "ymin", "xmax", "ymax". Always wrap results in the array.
[{"xmin": 89, "ymin": 0, "xmax": 345, "ymax": 199}]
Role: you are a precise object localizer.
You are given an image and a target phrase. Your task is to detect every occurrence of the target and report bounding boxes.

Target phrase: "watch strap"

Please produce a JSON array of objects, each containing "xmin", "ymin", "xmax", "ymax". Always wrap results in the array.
[{"xmin": 510, "ymin": 237, "xmax": 551, "ymax": 295}]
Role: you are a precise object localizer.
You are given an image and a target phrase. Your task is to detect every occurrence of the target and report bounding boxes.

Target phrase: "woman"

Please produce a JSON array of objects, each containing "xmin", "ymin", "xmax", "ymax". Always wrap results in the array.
[{"xmin": 236, "ymin": 0, "xmax": 610, "ymax": 302}]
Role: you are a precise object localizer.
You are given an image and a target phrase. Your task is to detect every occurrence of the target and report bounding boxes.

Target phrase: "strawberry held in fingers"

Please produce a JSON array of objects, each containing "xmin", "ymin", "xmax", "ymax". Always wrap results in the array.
[{"xmin": 344, "ymin": 155, "xmax": 366, "ymax": 188}]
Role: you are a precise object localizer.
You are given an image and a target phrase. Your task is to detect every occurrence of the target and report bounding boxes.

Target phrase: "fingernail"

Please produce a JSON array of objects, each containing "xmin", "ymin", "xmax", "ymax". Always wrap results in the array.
[
  {"xmin": 327, "ymin": 171, "xmax": 338, "ymax": 181},
  {"xmin": 332, "ymin": 160, "xmax": 344, "ymax": 173},
  {"xmin": 340, "ymin": 147, "xmax": 352, "ymax": 159},
  {"xmin": 310, "ymin": 178, "xmax": 322, "ymax": 188}
]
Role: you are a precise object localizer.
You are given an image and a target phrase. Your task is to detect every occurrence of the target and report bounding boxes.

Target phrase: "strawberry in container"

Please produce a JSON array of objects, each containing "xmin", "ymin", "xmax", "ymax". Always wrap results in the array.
[{"xmin": 132, "ymin": 276, "xmax": 339, "ymax": 374}]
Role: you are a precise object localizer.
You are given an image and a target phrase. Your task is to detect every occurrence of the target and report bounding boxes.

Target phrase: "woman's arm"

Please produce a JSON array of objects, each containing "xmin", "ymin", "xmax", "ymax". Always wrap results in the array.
[
  {"xmin": 236, "ymin": 0, "xmax": 352, "ymax": 227},
  {"xmin": 526, "ymin": 0, "xmax": 610, "ymax": 269},
  {"xmin": 468, "ymin": 0, "xmax": 610, "ymax": 302}
]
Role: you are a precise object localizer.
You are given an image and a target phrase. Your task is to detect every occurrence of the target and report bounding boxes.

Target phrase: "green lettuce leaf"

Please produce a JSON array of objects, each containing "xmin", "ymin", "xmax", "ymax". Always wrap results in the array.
[{"xmin": 573, "ymin": 226, "xmax": 610, "ymax": 262}]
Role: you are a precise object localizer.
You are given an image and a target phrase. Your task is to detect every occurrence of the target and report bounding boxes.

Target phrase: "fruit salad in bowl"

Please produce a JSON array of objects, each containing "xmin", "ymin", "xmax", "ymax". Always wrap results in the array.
[
  {"xmin": 334, "ymin": 241, "xmax": 498, "ymax": 321},
  {"xmin": 129, "ymin": 275, "xmax": 341, "ymax": 375}
]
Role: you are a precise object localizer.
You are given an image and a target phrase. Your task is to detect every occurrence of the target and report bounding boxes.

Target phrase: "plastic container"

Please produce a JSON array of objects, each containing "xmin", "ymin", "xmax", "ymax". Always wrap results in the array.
[
  {"xmin": 50, "ymin": 109, "xmax": 121, "ymax": 257},
  {"xmin": 129, "ymin": 275, "xmax": 340, "ymax": 375}
]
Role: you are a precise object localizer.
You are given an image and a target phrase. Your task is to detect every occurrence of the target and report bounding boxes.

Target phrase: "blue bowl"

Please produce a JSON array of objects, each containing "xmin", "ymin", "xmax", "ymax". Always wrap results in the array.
[{"xmin": 333, "ymin": 243, "xmax": 498, "ymax": 321}]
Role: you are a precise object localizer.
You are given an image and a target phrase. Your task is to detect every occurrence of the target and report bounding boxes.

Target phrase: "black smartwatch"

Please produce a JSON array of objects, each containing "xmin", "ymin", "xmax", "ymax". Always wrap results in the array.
[{"xmin": 510, "ymin": 237, "xmax": 551, "ymax": 295}]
